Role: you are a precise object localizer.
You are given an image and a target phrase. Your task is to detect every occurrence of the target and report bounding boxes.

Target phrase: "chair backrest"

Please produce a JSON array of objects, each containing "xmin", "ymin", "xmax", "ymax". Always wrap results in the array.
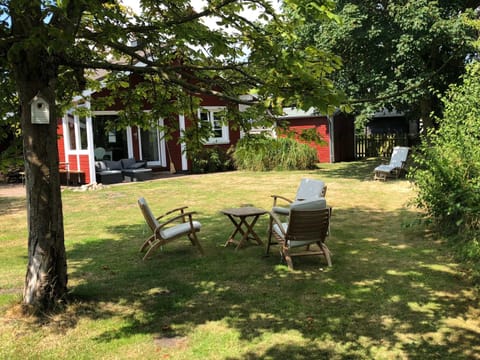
[
  {"xmin": 138, "ymin": 197, "xmax": 160, "ymax": 232},
  {"xmin": 389, "ymin": 147, "xmax": 409, "ymax": 167},
  {"xmin": 287, "ymin": 200, "xmax": 330, "ymax": 243},
  {"xmin": 94, "ymin": 147, "xmax": 106, "ymax": 160},
  {"xmin": 295, "ymin": 178, "xmax": 326, "ymax": 201}
]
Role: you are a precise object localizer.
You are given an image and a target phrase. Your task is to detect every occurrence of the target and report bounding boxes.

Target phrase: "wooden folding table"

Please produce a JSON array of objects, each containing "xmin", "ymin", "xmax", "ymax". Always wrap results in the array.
[{"xmin": 221, "ymin": 206, "xmax": 268, "ymax": 250}]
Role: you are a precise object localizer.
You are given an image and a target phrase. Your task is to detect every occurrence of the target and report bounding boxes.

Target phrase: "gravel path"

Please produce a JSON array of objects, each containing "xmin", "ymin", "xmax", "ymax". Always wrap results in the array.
[{"xmin": 0, "ymin": 184, "xmax": 25, "ymax": 198}]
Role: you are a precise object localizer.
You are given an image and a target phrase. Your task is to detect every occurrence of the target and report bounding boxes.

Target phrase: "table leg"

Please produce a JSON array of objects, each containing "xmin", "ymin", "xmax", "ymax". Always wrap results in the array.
[
  {"xmin": 241, "ymin": 215, "xmax": 263, "ymax": 246},
  {"xmin": 224, "ymin": 215, "xmax": 264, "ymax": 250},
  {"xmin": 224, "ymin": 215, "xmax": 246, "ymax": 248}
]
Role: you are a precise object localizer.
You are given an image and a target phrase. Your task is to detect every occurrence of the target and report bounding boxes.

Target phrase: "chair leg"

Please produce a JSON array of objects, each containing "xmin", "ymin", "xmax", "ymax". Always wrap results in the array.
[
  {"xmin": 282, "ymin": 246, "xmax": 294, "ymax": 270},
  {"xmin": 142, "ymin": 239, "xmax": 166, "ymax": 260},
  {"xmin": 279, "ymin": 243, "xmax": 294, "ymax": 270},
  {"xmin": 265, "ymin": 216, "xmax": 274, "ymax": 255},
  {"xmin": 318, "ymin": 242, "xmax": 332, "ymax": 266},
  {"xmin": 188, "ymin": 232, "xmax": 204, "ymax": 255},
  {"xmin": 140, "ymin": 234, "xmax": 155, "ymax": 252}
]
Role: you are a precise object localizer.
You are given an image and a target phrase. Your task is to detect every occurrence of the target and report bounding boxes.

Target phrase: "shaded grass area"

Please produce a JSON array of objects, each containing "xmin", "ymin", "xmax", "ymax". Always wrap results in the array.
[{"xmin": 1, "ymin": 160, "xmax": 479, "ymax": 359}]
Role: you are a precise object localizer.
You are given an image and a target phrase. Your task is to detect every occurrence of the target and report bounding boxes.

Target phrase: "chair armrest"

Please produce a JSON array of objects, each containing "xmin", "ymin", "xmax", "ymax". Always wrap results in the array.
[
  {"xmin": 271, "ymin": 195, "xmax": 293, "ymax": 207},
  {"xmin": 269, "ymin": 211, "xmax": 287, "ymax": 237},
  {"xmin": 156, "ymin": 206, "xmax": 189, "ymax": 221},
  {"xmin": 155, "ymin": 211, "xmax": 198, "ymax": 231}
]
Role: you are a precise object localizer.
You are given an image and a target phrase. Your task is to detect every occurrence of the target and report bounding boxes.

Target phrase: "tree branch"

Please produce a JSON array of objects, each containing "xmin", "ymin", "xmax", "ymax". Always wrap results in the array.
[{"xmin": 64, "ymin": 57, "xmax": 258, "ymax": 105}]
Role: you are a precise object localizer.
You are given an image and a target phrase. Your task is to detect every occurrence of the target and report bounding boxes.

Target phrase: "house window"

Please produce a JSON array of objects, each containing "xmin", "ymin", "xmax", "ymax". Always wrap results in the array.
[
  {"xmin": 92, "ymin": 114, "xmax": 128, "ymax": 160},
  {"xmin": 140, "ymin": 127, "xmax": 161, "ymax": 163},
  {"xmin": 66, "ymin": 114, "xmax": 88, "ymax": 151},
  {"xmin": 67, "ymin": 115, "xmax": 76, "ymax": 150},
  {"xmin": 79, "ymin": 116, "xmax": 88, "ymax": 150},
  {"xmin": 199, "ymin": 107, "xmax": 229, "ymax": 144}
]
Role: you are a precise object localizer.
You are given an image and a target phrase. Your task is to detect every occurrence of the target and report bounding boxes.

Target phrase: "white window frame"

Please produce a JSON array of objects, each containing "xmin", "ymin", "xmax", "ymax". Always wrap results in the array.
[
  {"xmin": 198, "ymin": 106, "xmax": 230, "ymax": 145},
  {"xmin": 64, "ymin": 114, "xmax": 90, "ymax": 155},
  {"xmin": 137, "ymin": 118, "xmax": 167, "ymax": 167},
  {"xmin": 92, "ymin": 111, "xmax": 134, "ymax": 159},
  {"xmin": 63, "ymin": 103, "xmax": 92, "ymax": 172},
  {"xmin": 92, "ymin": 110, "xmax": 166, "ymax": 166}
]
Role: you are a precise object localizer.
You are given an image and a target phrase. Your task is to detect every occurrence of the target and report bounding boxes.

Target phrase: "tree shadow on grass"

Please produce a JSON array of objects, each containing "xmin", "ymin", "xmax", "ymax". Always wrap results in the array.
[
  {"xmin": 315, "ymin": 158, "xmax": 386, "ymax": 181},
  {"xmin": 63, "ymin": 206, "xmax": 479, "ymax": 359}
]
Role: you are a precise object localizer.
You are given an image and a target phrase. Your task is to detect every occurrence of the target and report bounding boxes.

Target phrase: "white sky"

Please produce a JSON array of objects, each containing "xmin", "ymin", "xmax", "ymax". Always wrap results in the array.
[{"xmin": 120, "ymin": 0, "xmax": 141, "ymax": 14}]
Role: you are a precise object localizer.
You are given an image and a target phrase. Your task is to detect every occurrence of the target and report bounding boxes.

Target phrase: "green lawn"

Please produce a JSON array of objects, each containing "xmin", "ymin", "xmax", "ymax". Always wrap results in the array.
[{"xmin": 1, "ymin": 160, "xmax": 479, "ymax": 359}]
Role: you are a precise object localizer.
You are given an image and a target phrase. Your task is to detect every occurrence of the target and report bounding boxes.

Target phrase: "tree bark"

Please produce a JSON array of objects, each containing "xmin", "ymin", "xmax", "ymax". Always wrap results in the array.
[{"xmin": 15, "ymin": 67, "xmax": 68, "ymax": 311}]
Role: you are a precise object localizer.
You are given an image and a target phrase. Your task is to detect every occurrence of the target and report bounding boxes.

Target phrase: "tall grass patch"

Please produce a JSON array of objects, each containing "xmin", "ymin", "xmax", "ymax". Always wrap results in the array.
[{"xmin": 232, "ymin": 136, "xmax": 317, "ymax": 171}]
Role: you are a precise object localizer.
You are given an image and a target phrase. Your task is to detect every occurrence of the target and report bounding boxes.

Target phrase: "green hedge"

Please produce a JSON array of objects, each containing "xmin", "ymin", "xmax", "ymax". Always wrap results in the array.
[{"xmin": 191, "ymin": 146, "xmax": 235, "ymax": 174}]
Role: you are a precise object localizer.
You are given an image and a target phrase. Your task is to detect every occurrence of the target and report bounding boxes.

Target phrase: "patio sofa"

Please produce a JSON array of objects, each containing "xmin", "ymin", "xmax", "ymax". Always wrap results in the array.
[{"xmin": 95, "ymin": 158, "xmax": 153, "ymax": 184}]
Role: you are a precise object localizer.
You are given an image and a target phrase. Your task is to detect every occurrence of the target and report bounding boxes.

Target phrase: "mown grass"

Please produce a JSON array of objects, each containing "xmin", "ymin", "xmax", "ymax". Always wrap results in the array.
[{"xmin": 1, "ymin": 159, "xmax": 479, "ymax": 359}]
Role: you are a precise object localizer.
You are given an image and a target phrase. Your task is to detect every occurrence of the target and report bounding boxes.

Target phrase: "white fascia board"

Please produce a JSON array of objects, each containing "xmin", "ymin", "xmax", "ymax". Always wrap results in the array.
[{"xmin": 280, "ymin": 107, "xmax": 319, "ymax": 118}]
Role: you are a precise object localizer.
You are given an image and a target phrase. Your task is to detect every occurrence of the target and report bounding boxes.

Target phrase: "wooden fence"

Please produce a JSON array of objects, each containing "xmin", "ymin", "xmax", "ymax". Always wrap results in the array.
[{"xmin": 355, "ymin": 133, "xmax": 410, "ymax": 159}]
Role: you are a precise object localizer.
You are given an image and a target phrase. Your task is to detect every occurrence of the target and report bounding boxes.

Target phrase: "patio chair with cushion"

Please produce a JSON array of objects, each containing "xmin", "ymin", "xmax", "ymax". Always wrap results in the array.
[
  {"xmin": 266, "ymin": 199, "xmax": 332, "ymax": 270},
  {"xmin": 373, "ymin": 146, "xmax": 410, "ymax": 181},
  {"xmin": 95, "ymin": 161, "xmax": 123, "ymax": 184},
  {"xmin": 94, "ymin": 147, "xmax": 106, "ymax": 161},
  {"xmin": 137, "ymin": 197, "xmax": 204, "ymax": 260},
  {"xmin": 271, "ymin": 178, "xmax": 327, "ymax": 217}
]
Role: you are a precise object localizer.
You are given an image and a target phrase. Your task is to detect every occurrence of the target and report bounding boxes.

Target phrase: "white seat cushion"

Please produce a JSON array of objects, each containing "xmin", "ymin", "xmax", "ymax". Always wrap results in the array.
[
  {"xmin": 272, "ymin": 222, "xmax": 288, "ymax": 237},
  {"xmin": 375, "ymin": 164, "xmax": 395, "ymax": 172},
  {"xmin": 290, "ymin": 198, "xmax": 327, "ymax": 211},
  {"xmin": 160, "ymin": 221, "xmax": 201, "ymax": 239}
]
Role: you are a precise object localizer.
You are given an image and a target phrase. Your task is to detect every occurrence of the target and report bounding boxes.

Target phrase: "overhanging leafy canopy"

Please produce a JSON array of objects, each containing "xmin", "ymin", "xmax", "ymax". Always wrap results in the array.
[
  {"xmin": 299, "ymin": 0, "xmax": 478, "ymax": 124},
  {"xmin": 0, "ymin": 0, "xmax": 346, "ymax": 132}
]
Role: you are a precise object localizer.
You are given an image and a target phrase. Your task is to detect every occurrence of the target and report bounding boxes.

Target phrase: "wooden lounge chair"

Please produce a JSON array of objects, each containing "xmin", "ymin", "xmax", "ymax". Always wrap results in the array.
[
  {"xmin": 137, "ymin": 197, "xmax": 204, "ymax": 260},
  {"xmin": 374, "ymin": 146, "xmax": 410, "ymax": 181},
  {"xmin": 266, "ymin": 199, "xmax": 332, "ymax": 270},
  {"xmin": 270, "ymin": 178, "xmax": 327, "ymax": 217}
]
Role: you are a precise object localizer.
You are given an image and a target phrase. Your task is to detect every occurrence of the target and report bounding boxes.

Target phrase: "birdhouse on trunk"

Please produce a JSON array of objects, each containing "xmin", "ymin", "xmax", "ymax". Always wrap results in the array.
[{"xmin": 30, "ymin": 93, "xmax": 50, "ymax": 124}]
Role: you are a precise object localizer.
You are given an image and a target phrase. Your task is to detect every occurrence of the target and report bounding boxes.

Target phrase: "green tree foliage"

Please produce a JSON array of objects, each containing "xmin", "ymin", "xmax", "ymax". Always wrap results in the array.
[
  {"xmin": 299, "ymin": 0, "xmax": 478, "ymax": 127},
  {"xmin": 0, "ymin": 0, "xmax": 344, "ymax": 311},
  {"xmin": 412, "ymin": 60, "xmax": 480, "ymax": 234}
]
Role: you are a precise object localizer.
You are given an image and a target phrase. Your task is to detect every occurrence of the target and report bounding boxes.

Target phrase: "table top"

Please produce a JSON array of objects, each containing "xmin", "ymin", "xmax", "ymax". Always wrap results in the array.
[{"xmin": 221, "ymin": 206, "xmax": 267, "ymax": 217}]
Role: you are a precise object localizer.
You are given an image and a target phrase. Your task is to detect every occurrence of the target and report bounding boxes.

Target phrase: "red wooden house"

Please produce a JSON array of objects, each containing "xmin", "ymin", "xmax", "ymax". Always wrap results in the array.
[
  {"xmin": 56, "ymin": 85, "xmax": 354, "ymax": 185},
  {"xmin": 278, "ymin": 107, "xmax": 355, "ymax": 163},
  {"xmin": 57, "ymin": 85, "xmax": 241, "ymax": 185}
]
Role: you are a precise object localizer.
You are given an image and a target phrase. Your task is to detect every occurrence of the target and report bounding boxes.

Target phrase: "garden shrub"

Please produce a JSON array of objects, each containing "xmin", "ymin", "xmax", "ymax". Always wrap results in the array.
[
  {"xmin": 232, "ymin": 135, "xmax": 318, "ymax": 171},
  {"xmin": 411, "ymin": 61, "xmax": 480, "ymax": 281},
  {"xmin": 191, "ymin": 146, "xmax": 235, "ymax": 174},
  {"xmin": 411, "ymin": 61, "xmax": 480, "ymax": 235}
]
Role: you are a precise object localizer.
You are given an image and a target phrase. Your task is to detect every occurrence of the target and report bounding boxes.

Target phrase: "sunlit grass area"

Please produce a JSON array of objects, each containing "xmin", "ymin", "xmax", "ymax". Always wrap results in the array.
[{"xmin": 1, "ymin": 160, "xmax": 479, "ymax": 359}]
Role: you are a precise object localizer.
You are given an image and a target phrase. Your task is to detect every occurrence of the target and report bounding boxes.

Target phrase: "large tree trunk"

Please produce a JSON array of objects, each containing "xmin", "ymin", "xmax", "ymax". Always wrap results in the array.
[
  {"xmin": 8, "ymin": 0, "xmax": 68, "ymax": 313},
  {"xmin": 15, "ymin": 72, "xmax": 67, "ymax": 311}
]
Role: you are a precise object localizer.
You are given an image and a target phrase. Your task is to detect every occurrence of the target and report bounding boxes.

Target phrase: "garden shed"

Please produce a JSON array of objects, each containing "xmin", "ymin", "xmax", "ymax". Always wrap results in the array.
[{"xmin": 278, "ymin": 108, "xmax": 355, "ymax": 163}]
